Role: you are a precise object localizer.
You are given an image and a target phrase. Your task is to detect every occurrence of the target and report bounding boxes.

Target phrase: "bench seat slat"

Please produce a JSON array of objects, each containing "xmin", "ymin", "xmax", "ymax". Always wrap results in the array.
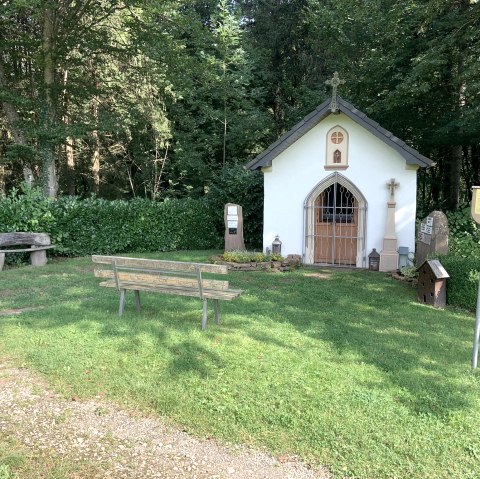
[
  {"xmin": 0, "ymin": 246, "xmax": 55, "ymax": 253},
  {"xmin": 0, "ymin": 232, "xmax": 51, "ymax": 247},
  {"xmin": 98, "ymin": 280, "xmax": 241, "ymax": 300},
  {"xmin": 94, "ymin": 269, "xmax": 230, "ymax": 291},
  {"xmin": 92, "ymin": 255, "xmax": 228, "ymax": 274}
]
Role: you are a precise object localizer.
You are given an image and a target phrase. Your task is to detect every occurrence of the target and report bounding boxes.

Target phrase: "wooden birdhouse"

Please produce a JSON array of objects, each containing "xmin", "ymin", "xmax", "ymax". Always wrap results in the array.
[{"xmin": 417, "ymin": 260, "xmax": 449, "ymax": 308}]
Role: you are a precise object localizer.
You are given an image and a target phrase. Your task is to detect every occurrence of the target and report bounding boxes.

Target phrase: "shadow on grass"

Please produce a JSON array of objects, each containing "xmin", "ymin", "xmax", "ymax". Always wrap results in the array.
[
  {"xmin": 0, "ymin": 261, "xmax": 476, "ymax": 418},
  {"xmin": 241, "ymin": 270, "xmax": 475, "ymax": 417}
]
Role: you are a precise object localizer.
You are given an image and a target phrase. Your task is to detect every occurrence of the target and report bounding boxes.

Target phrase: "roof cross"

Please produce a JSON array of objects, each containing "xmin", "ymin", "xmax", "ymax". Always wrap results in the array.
[{"xmin": 325, "ymin": 72, "xmax": 345, "ymax": 112}]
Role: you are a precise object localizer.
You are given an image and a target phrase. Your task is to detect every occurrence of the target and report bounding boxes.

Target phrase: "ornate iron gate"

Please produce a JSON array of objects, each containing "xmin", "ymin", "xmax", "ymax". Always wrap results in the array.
[{"xmin": 304, "ymin": 173, "xmax": 366, "ymax": 267}]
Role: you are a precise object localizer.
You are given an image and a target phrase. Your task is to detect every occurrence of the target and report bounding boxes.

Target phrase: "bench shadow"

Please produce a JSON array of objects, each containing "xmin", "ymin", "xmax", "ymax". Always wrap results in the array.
[{"xmin": 0, "ymin": 265, "xmax": 476, "ymax": 418}]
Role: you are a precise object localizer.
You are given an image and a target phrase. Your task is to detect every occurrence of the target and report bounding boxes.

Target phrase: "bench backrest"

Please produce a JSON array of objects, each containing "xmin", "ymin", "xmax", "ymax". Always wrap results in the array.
[
  {"xmin": 0, "ymin": 232, "xmax": 51, "ymax": 247},
  {"xmin": 92, "ymin": 255, "xmax": 230, "ymax": 293}
]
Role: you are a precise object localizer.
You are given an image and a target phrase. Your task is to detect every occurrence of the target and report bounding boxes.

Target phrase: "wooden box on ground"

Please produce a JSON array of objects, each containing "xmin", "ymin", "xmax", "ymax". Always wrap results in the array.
[
  {"xmin": 417, "ymin": 259, "xmax": 449, "ymax": 308},
  {"xmin": 92, "ymin": 255, "xmax": 242, "ymax": 330}
]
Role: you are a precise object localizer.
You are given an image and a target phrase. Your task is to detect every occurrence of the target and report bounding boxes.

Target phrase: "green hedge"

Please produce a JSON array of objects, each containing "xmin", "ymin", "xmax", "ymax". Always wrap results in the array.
[
  {"xmin": 0, "ymin": 188, "xmax": 220, "ymax": 256},
  {"xmin": 438, "ymin": 255, "xmax": 480, "ymax": 311},
  {"xmin": 446, "ymin": 206, "xmax": 480, "ymax": 258}
]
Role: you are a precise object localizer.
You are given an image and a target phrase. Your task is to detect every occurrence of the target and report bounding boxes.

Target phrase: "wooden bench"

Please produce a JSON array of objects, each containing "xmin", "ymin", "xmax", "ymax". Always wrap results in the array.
[
  {"xmin": 92, "ymin": 255, "xmax": 242, "ymax": 330},
  {"xmin": 0, "ymin": 232, "xmax": 55, "ymax": 271}
]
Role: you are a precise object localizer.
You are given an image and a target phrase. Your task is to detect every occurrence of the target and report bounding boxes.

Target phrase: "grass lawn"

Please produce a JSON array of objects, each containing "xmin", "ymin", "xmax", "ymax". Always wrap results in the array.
[{"xmin": 0, "ymin": 251, "xmax": 479, "ymax": 478}]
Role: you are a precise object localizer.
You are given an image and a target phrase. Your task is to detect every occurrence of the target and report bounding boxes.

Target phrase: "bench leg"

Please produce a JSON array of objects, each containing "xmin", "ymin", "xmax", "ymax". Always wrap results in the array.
[
  {"xmin": 0, "ymin": 253, "xmax": 4, "ymax": 271},
  {"xmin": 119, "ymin": 289, "xmax": 126, "ymax": 316},
  {"xmin": 213, "ymin": 299, "xmax": 220, "ymax": 325},
  {"xmin": 201, "ymin": 299, "xmax": 208, "ymax": 330},
  {"xmin": 30, "ymin": 249, "xmax": 47, "ymax": 267},
  {"xmin": 134, "ymin": 290, "xmax": 141, "ymax": 312}
]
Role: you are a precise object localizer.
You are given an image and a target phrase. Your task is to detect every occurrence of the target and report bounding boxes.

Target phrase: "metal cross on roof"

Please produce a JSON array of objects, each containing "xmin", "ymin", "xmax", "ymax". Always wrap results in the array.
[{"xmin": 325, "ymin": 72, "xmax": 345, "ymax": 112}]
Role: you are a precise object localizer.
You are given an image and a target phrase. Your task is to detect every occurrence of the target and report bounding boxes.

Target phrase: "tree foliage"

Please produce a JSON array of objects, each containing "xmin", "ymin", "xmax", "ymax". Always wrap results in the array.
[{"xmin": 0, "ymin": 0, "xmax": 478, "ymax": 218}]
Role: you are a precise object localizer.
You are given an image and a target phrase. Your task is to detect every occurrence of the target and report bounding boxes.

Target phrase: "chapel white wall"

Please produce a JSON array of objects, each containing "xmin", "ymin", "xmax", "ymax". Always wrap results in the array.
[{"xmin": 262, "ymin": 113, "xmax": 418, "ymax": 265}]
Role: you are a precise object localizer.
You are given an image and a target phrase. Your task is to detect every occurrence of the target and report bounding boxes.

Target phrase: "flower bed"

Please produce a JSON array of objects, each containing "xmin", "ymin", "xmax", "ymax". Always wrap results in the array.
[{"xmin": 210, "ymin": 253, "xmax": 301, "ymax": 272}]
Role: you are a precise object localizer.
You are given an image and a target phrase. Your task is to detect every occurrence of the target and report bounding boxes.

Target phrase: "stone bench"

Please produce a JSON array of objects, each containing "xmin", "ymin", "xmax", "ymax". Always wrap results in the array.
[
  {"xmin": 0, "ymin": 232, "xmax": 55, "ymax": 271},
  {"xmin": 92, "ymin": 255, "xmax": 242, "ymax": 330}
]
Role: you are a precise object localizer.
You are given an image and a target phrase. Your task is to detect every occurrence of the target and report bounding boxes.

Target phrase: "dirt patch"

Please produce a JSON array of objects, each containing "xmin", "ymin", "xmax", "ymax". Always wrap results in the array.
[
  {"xmin": 0, "ymin": 360, "xmax": 329, "ymax": 479},
  {"xmin": 0, "ymin": 306, "xmax": 44, "ymax": 316},
  {"xmin": 0, "ymin": 288, "xmax": 30, "ymax": 298},
  {"xmin": 303, "ymin": 273, "xmax": 332, "ymax": 280},
  {"xmin": 391, "ymin": 272, "xmax": 418, "ymax": 285}
]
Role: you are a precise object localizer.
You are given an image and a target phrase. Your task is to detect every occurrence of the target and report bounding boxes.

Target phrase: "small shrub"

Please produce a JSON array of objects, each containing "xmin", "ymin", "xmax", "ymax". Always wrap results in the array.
[
  {"xmin": 400, "ymin": 265, "xmax": 418, "ymax": 278},
  {"xmin": 446, "ymin": 206, "xmax": 480, "ymax": 258},
  {"xmin": 221, "ymin": 250, "xmax": 285, "ymax": 263},
  {"xmin": 222, "ymin": 250, "xmax": 267, "ymax": 263}
]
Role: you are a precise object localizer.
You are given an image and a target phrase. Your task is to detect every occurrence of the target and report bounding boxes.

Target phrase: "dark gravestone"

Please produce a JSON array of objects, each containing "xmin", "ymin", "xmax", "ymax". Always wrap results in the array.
[{"xmin": 416, "ymin": 211, "xmax": 449, "ymax": 266}]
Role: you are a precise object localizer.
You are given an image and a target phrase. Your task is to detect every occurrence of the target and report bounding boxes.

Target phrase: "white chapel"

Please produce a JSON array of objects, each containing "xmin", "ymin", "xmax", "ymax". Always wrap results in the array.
[{"xmin": 246, "ymin": 74, "xmax": 434, "ymax": 270}]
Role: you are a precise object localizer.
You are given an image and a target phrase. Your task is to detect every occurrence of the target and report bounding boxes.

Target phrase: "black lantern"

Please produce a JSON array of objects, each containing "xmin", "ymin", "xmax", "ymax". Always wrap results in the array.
[
  {"xmin": 368, "ymin": 248, "xmax": 380, "ymax": 271},
  {"xmin": 272, "ymin": 235, "xmax": 282, "ymax": 255}
]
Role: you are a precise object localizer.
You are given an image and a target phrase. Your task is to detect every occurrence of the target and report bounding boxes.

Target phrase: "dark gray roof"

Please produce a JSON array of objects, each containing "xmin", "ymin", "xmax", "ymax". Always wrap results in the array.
[
  {"xmin": 418, "ymin": 259, "xmax": 450, "ymax": 279},
  {"xmin": 246, "ymin": 96, "xmax": 434, "ymax": 170}
]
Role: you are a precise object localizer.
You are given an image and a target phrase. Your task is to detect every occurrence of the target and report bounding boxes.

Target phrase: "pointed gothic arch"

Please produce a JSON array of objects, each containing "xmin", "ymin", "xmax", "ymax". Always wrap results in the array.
[{"xmin": 304, "ymin": 173, "xmax": 367, "ymax": 267}]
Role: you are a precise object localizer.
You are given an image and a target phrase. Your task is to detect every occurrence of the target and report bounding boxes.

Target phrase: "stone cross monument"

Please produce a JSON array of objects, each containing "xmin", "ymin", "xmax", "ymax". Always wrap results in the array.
[
  {"xmin": 379, "ymin": 178, "xmax": 400, "ymax": 272},
  {"xmin": 325, "ymin": 72, "xmax": 345, "ymax": 113}
]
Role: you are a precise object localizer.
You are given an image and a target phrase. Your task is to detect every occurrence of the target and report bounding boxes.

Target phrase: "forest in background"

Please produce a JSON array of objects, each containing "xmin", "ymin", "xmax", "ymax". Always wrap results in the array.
[{"xmin": 0, "ymin": 0, "xmax": 479, "ymax": 214}]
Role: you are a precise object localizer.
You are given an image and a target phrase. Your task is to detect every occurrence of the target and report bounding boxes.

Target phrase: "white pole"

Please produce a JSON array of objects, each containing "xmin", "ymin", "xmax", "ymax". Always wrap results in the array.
[
  {"xmin": 472, "ymin": 273, "xmax": 480, "ymax": 368},
  {"xmin": 471, "ymin": 187, "xmax": 480, "ymax": 368}
]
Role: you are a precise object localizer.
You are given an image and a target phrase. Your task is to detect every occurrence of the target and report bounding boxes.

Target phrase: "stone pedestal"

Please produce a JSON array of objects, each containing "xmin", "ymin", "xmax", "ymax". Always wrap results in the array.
[
  {"xmin": 379, "ymin": 179, "xmax": 400, "ymax": 272},
  {"xmin": 380, "ymin": 232, "xmax": 399, "ymax": 272},
  {"xmin": 30, "ymin": 249, "xmax": 48, "ymax": 267},
  {"xmin": 379, "ymin": 249, "xmax": 399, "ymax": 272}
]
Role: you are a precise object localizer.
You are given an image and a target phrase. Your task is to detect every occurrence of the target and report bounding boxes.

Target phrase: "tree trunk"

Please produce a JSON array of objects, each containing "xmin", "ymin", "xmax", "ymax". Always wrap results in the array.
[
  {"xmin": 0, "ymin": 62, "xmax": 34, "ymax": 186},
  {"xmin": 447, "ymin": 145, "xmax": 462, "ymax": 211},
  {"xmin": 0, "ymin": 165, "xmax": 5, "ymax": 196},
  {"xmin": 91, "ymin": 71, "xmax": 100, "ymax": 194},
  {"xmin": 472, "ymin": 144, "xmax": 479, "ymax": 188},
  {"xmin": 223, "ymin": 98, "xmax": 227, "ymax": 167},
  {"xmin": 91, "ymin": 120, "xmax": 100, "ymax": 195},
  {"xmin": 62, "ymin": 70, "xmax": 76, "ymax": 196},
  {"xmin": 40, "ymin": 5, "xmax": 58, "ymax": 198},
  {"xmin": 65, "ymin": 135, "xmax": 75, "ymax": 195}
]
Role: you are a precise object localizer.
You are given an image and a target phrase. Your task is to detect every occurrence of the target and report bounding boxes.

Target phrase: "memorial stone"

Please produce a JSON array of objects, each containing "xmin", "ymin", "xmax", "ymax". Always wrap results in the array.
[
  {"xmin": 415, "ymin": 211, "xmax": 449, "ymax": 266},
  {"xmin": 224, "ymin": 203, "xmax": 246, "ymax": 251}
]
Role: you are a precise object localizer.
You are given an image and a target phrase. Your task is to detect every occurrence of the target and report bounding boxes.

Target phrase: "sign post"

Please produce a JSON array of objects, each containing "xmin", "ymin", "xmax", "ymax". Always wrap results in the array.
[
  {"xmin": 471, "ymin": 187, "xmax": 480, "ymax": 369},
  {"xmin": 224, "ymin": 203, "xmax": 246, "ymax": 251}
]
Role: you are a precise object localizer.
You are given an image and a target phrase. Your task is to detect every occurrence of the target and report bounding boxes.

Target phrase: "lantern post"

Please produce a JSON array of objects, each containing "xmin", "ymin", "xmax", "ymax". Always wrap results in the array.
[{"xmin": 471, "ymin": 187, "xmax": 480, "ymax": 369}]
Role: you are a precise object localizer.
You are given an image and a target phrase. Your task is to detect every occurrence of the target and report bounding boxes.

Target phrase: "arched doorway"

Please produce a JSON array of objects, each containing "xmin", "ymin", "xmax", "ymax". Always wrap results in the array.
[{"xmin": 304, "ymin": 173, "xmax": 366, "ymax": 267}]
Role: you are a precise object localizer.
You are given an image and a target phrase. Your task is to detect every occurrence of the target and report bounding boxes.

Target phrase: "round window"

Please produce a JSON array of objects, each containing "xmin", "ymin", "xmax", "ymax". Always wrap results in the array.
[{"xmin": 331, "ymin": 132, "xmax": 344, "ymax": 144}]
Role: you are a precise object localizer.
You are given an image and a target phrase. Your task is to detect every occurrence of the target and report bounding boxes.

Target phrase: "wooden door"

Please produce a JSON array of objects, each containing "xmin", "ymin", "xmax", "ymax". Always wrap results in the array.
[{"xmin": 314, "ymin": 183, "xmax": 358, "ymax": 265}]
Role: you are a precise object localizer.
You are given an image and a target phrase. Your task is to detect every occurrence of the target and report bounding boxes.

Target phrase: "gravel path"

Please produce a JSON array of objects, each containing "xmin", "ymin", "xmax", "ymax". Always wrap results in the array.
[{"xmin": 0, "ymin": 361, "xmax": 329, "ymax": 479}]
